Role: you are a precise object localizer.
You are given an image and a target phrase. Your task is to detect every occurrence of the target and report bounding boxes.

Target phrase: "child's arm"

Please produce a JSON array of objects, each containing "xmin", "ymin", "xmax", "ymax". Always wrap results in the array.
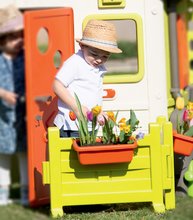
[
  {"xmin": 0, "ymin": 88, "xmax": 18, "ymax": 105},
  {"xmin": 53, "ymin": 79, "xmax": 89, "ymax": 117}
]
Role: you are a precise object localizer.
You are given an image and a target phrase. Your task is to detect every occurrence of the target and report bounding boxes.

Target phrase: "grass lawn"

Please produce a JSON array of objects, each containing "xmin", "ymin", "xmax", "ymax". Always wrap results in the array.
[{"xmin": 0, "ymin": 195, "xmax": 192, "ymax": 220}]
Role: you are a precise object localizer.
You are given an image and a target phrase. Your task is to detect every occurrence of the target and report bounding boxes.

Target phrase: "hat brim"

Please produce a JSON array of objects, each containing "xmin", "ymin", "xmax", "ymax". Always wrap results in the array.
[
  {"xmin": 0, "ymin": 26, "xmax": 23, "ymax": 37},
  {"xmin": 76, "ymin": 38, "xmax": 122, "ymax": 54}
]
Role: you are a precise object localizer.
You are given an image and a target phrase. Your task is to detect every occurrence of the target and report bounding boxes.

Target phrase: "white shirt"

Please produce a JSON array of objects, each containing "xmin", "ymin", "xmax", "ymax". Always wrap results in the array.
[{"xmin": 54, "ymin": 50, "xmax": 107, "ymax": 130}]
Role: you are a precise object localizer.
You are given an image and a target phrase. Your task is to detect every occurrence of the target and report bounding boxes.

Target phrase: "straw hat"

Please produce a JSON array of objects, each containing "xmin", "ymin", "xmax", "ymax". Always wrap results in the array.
[
  {"xmin": 76, "ymin": 19, "xmax": 122, "ymax": 54},
  {"xmin": 0, "ymin": 5, "xmax": 23, "ymax": 37}
]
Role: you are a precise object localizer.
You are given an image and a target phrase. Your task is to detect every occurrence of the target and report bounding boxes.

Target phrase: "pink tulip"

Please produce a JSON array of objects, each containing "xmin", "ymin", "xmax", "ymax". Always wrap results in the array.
[
  {"xmin": 86, "ymin": 111, "xmax": 93, "ymax": 121},
  {"xmin": 97, "ymin": 114, "xmax": 105, "ymax": 126},
  {"xmin": 183, "ymin": 110, "xmax": 189, "ymax": 122},
  {"xmin": 190, "ymin": 118, "xmax": 193, "ymax": 127}
]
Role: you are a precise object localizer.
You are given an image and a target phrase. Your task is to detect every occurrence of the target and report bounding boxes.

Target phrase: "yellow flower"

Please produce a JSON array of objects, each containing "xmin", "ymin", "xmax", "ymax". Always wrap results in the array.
[
  {"xmin": 91, "ymin": 105, "xmax": 102, "ymax": 116},
  {"xmin": 176, "ymin": 96, "xmax": 185, "ymax": 110},
  {"xmin": 123, "ymin": 125, "xmax": 131, "ymax": 134},
  {"xmin": 107, "ymin": 111, "xmax": 116, "ymax": 122},
  {"xmin": 187, "ymin": 101, "xmax": 193, "ymax": 111},
  {"xmin": 119, "ymin": 124, "xmax": 125, "ymax": 131},
  {"xmin": 118, "ymin": 118, "xmax": 126, "ymax": 124},
  {"xmin": 188, "ymin": 110, "xmax": 193, "ymax": 120},
  {"xmin": 118, "ymin": 118, "xmax": 126, "ymax": 131}
]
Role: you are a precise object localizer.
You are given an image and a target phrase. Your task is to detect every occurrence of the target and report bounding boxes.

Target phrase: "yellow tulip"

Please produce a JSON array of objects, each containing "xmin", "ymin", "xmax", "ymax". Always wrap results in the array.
[
  {"xmin": 187, "ymin": 101, "xmax": 193, "ymax": 111},
  {"xmin": 176, "ymin": 96, "xmax": 184, "ymax": 110},
  {"xmin": 119, "ymin": 118, "xmax": 126, "ymax": 124},
  {"xmin": 91, "ymin": 105, "xmax": 102, "ymax": 116},
  {"xmin": 107, "ymin": 111, "xmax": 116, "ymax": 122}
]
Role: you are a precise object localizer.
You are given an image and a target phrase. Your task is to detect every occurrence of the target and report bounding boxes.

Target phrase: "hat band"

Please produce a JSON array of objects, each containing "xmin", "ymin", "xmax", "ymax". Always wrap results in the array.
[{"xmin": 81, "ymin": 37, "xmax": 118, "ymax": 48}]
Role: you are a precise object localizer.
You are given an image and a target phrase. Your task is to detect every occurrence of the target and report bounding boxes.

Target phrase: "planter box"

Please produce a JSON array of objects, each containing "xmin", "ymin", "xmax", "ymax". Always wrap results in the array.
[
  {"xmin": 72, "ymin": 139, "xmax": 138, "ymax": 165},
  {"xmin": 173, "ymin": 131, "xmax": 193, "ymax": 156},
  {"xmin": 43, "ymin": 117, "xmax": 175, "ymax": 218}
]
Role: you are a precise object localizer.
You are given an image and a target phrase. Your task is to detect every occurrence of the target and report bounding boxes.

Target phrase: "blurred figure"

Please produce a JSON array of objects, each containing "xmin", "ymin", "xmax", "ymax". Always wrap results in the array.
[{"xmin": 0, "ymin": 5, "xmax": 28, "ymax": 206}]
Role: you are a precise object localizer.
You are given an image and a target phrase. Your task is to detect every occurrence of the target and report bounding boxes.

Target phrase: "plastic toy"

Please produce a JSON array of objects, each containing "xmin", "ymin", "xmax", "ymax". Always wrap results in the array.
[{"xmin": 184, "ymin": 160, "xmax": 193, "ymax": 197}]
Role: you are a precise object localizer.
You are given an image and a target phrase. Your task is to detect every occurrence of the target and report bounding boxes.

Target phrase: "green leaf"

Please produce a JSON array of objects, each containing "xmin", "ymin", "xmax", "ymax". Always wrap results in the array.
[
  {"xmin": 184, "ymin": 125, "xmax": 193, "ymax": 137},
  {"xmin": 128, "ymin": 110, "xmax": 139, "ymax": 131},
  {"xmin": 74, "ymin": 93, "xmax": 90, "ymax": 145}
]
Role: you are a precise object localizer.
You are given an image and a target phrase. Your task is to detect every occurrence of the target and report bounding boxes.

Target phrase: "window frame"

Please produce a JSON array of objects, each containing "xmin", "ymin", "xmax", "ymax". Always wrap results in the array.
[{"xmin": 83, "ymin": 13, "xmax": 144, "ymax": 84}]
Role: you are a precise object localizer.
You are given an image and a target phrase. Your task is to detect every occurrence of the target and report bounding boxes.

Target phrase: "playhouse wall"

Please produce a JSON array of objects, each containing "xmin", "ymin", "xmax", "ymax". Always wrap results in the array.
[{"xmin": 0, "ymin": 0, "xmax": 169, "ymax": 133}]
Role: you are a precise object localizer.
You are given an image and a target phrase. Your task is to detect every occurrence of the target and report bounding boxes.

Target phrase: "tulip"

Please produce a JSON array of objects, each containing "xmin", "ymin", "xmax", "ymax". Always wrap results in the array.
[
  {"xmin": 69, "ymin": 111, "xmax": 76, "ymax": 121},
  {"xmin": 97, "ymin": 114, "xmax": 105, "ymax": 126},
  {"xmin": 91, "ymin": 105, "xmax": 102, "ymax": 116},
  {"xmin": 183, "ymin": 110, "xmax": 189, "ymax": 122},
  {"xmin": 118, "ymin": 118, "xmax": 126, "ymax": 130},
  {"xmin": 190, "ymin": 118, "xmax": 193, "ymax": 127},
  {"xmin": 187, "ymin": 101, "xmax": 193, "ymax": 111},
  {"xmin": 107, "ymin": 111, "xmax": 116, "ymax": 122},
  {"xmin": 86, "ymin": 111, "xmax": 93, "ymax": 121},
  {"xmin": 188, "ymin": 110, "xmax": 193, "ymax": 120},
  {"xmin": 119, "ymin": 118, "xmax": 126, "ymax": 124},
  {"xmin": 176, "ymin": 96, "xmax": 185, "ymax": 110}
]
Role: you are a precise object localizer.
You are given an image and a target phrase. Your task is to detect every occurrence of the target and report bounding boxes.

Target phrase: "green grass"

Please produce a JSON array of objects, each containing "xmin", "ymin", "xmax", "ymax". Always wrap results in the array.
[{"xmin": 0, "ymin": 195, "xmax": 193, "ymax": 220}]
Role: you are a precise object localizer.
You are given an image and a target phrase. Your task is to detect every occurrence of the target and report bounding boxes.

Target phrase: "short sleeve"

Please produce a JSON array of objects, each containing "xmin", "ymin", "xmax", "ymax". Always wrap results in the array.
[{"xmin": 55, "ymin": 54, "xmax": 78, "ymax": 87}]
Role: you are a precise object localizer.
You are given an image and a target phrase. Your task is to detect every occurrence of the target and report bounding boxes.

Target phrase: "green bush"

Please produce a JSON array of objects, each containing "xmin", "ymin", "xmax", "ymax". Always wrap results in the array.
[
  {"xmin": 110, "ymin": 41, "xmax": 137, "ymax": 60},
  {"xmin": 38, "ymin": 41, "xmax": 137, "ymax": 61}
]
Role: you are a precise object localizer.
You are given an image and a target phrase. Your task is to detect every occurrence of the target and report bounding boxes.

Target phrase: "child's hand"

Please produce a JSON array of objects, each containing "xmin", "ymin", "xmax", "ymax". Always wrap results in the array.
[
  {"xmin": 81, "ymin": 105, "xmax": 89, "ymax": 118},
  {"xmin": 75, "ymin": 105, "xmax": 89, "ymax": 118},
  {"xmin": 2, "ymin": 91, "xmax": 18, "ymax": 106}
]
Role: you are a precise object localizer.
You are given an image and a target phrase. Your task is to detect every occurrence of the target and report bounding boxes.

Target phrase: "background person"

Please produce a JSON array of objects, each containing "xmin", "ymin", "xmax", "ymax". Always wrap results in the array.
[{"xmin": 0, "ymin": 5, "xmax": 28, "ymax": 206}]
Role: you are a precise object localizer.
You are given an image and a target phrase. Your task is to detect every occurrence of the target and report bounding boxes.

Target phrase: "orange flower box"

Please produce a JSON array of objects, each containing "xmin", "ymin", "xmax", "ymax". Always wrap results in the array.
[
  {"xmin": 173, "ymin": 131, "xmax": 193, "ymax": 156},
  {"xmin": 72, "ymin": 139, "xmax": 138, "ymax": 165}
]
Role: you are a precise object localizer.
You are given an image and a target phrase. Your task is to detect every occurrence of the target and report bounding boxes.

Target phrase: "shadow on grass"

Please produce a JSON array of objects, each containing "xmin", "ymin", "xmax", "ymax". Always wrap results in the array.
[{"xmin": 62, "ymin": 202, "xmax": 153, "ymax": 214}]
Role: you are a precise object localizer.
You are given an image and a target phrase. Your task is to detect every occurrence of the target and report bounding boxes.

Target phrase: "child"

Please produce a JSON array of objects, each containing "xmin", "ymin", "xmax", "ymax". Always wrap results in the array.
[
  {"xmin": 53, "ymin": 19, "xmax": 122, "ymax": 137},
  {"xmin": 0, "ymin": 5, "xmax": 28, "ymax": 205}
]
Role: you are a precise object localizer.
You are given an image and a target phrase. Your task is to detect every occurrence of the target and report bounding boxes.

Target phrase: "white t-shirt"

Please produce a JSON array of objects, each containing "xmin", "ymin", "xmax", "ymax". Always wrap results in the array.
[{"xmin": 54, "ymin": 50, "xmax": 107, "ymax": 130}]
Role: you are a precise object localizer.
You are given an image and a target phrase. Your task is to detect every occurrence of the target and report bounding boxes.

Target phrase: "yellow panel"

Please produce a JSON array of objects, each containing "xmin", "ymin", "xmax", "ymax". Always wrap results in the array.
[
  {"xmin": 61, "ymin": 179, "xmax": 151, "ymax": 194},
  {"xmin": 61, "ymin": 168, "xmax": 151, "ymax": 183},
  {"xmin": 60, "ymin": 156, "xmax": 150, "ymax": 172},
  {"xmin": 42, "ymin": 161, "xmax": 50, "ymax": 184},
  {"xmin": 98, "ymin": 0, "xmax": 126, "ymax": 9}
]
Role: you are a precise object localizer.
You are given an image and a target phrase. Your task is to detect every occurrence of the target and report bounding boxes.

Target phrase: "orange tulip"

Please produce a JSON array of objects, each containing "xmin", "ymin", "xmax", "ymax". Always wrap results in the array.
[{"xmin": 69, "ymin": 111, "xmax": 76, "ymax": 121}]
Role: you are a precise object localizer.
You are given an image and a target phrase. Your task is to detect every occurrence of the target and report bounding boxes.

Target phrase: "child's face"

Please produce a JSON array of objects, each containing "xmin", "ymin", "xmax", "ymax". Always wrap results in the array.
[
  {"xmin": 0, "ymin": 30, "xmax": 23, "ymax": 56},
  {"xmin": 81, "ymin": 45, "xmax": 111, "ymax": 68}
]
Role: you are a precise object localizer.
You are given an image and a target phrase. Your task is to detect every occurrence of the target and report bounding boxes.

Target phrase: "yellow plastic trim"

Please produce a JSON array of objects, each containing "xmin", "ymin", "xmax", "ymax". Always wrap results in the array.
[
  {"xmin": 98, "ymin": 0, "xmax": 126, "ymax": 9},
  {"xmin": 42, "ymin": 161, "xmax": 50, "ymax": 184},
  {"xmin": 83, "ymin": 14, "xmax": 144, "ymax": 84}
]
